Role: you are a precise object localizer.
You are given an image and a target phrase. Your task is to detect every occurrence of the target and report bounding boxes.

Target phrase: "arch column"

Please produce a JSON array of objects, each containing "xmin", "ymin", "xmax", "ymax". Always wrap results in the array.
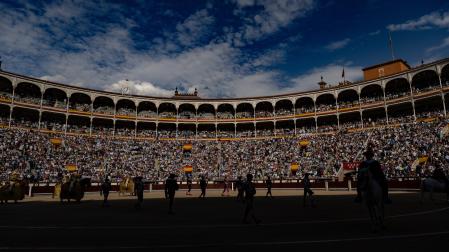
[
  {"xmin": 89, "ymin": 117, "xmax": 93, "ymax": 137},
  {"xmin": 335, "ymin": 93, "xmax": 340, "ymax": 129},
  {"xmin": 382, "ymin": 83, "xmax": 389, "ymax": 125},
  {"xmin": 38, "ymin": 110, "xmax": 42, "ymax": 130},
  {"xmin": 294, "ymin": 119, "xmax": 297, "ymax": 136},
  {"xmin": 112, "ymin": 119, "xmax": 116, "ymax": 137},
  {"xmin": 358, "ymin": 92, "xmax": 363, "ymax": 128},
  {"xmin": 407, "ymin": 74, "xmax": 417, "ymax": 121},
  {"xmin": 438, "ymin": 71, "xmax": 447, "ymax": 116},
  {"xmin": 64, "ymin": 115, "xmax": 68, "ymax": 135}
]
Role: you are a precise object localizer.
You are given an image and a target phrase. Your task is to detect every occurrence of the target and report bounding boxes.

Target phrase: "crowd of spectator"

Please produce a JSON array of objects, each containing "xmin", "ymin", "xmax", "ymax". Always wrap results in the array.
[{"xmin": 1, "ymin": 112, "xmax": 448, "ymax": 184}]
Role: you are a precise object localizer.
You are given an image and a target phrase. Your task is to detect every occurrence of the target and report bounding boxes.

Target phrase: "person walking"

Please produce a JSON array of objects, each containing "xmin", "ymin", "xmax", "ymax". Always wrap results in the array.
[
  {"xmin": 265, "ymin": 176, "xmax": 273, "ymax": 198},
  {"xmin": 242, "ymin": 174, "xmax": 261, "ymax": 224},
  {"xmin": 165, "ymin": 174, "xmax": 179, "ymax": 214},
  {"xmin": 199, "ymin": 175, "xmax": 207, "ymax": 199},
  {"xmin": 100, "ymin": 177, "xmax": 112, "ymax": 207}
]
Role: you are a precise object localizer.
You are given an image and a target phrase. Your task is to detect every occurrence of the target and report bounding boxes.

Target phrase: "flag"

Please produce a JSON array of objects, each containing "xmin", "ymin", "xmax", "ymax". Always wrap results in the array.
[{"xmin": 341, "ymin": 68, "xmax": 345, "ymax": 78}]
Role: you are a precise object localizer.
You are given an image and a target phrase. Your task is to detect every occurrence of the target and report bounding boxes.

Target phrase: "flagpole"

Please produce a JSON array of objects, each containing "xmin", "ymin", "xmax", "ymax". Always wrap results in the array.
[{"xmin": 388, "ymin": 31, "xmax": 395, "ymax": 60}]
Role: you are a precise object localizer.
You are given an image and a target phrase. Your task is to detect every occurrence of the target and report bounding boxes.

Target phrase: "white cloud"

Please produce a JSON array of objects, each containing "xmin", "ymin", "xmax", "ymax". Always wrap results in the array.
[
  {"xmin": 0, "ymin": 0, "xmax": 323, "ymax": 99},
  {"xmin": 325, "ymin": 38, "xmax": 351, "ymax": 51},
  {"xmin": 289, "ymin": 63, "xmax": 363, "ymax": 91},
  {"xmin": 175, "ymin": 9, "xmax": 215, "ymax": 47},
  {"xmin": 107, "ymin": 80, "xmax": 172, "ymax": 97},
  {"xmin": 426, "ymin": 36, "xmax": 449, "ymax": 53},
  {"xmin": 232, "ymin": 0, "xmax": 315, "ymax": 43},
  {"xmin": 387, "ymin": 10, "xmax": 449, "ymax": 31}
]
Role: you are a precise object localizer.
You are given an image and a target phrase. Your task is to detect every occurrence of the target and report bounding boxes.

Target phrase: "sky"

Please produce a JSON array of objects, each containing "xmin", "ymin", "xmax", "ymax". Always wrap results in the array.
[{"xmin": 0, "ymin": 0, "xmax": 449, "ymax": 98}]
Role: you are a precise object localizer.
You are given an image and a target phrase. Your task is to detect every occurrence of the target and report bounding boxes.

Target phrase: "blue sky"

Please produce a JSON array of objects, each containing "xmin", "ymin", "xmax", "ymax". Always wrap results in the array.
[{"xmin": 0, "ymin": 0, "xmax": 449, "ymax": 98}]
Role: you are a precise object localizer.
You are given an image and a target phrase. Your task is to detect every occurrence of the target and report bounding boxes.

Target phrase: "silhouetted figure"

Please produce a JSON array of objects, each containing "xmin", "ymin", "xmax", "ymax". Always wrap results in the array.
[
  {"xmin": 235, "ymin": 176, "xmax": 245, "ymax": 202},
  {"xmin": 221, "ymin": 176, "xmax": 230, "ymax": 196},
  {"xmin": 100, "ymin": 177, "xmax": 112, "ymax": 207},
  {"xmin": 242, "ymin": 174, "xmax": 261, "ymax": 224},
  {"xmin": 199, "ymin": 176, "xmax": 207, "ymax": 199},
  {"xmin": 432, "ymin": 165, "xmax": 449, "ymax": 193},
  {"xmin": 186, "ymin": 177, "xmax": 192, "ymax": 196},
  {"xmin": 134, "ymin": 177, "xmax": 144, "ymax": 209},
  {"xmin": 303, "ymin": 173, "xmax": 315, "ymax": 207},
  {"xmin": 265, "ymin": 176, "xmax": 273, "ymax": 198},
  {"xmin": 165, "ymin": 174, "xmax": 179, "ymax": 214},
  {"xmin": 355, "ymin": 146, "xmax": 391, "ymax": 204}
]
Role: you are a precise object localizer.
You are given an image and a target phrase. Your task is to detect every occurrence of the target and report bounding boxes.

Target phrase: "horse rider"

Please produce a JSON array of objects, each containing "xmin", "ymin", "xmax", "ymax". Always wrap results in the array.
[
  {"xmin": 8, "ymin": 171, "xmax": 20, "ymax": 194},
  {"xmin": 69, "ymin": 173, "xmax": 79, "ymax": 194},
  {"xmin": 432, "ymin": 164, "xmax": 449, "ymax": 192},
  {"xmin": 355, "ymin": 146, "xmax": 392, "ymax": 204},
  {"xmin": 303, "ymin": 173, "xmax": 315, "ymax": 207},
  {"xmin": 242, "ymin": 173, "xmax": 261, "ymax": 224},
  {"xmin": 100, "ymin": 177, "xmax": 112, "ymax": 206},
  {"xmin": 165, "ymin": 174, "xmax": 179, "ymax": 214},
  {"xmin": 235, "ymin": 176, "xmax": 245, "ymax": 202}
]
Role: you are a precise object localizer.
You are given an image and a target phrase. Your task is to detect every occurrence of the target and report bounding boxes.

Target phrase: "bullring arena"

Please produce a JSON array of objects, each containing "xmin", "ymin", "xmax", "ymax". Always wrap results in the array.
[{"xmin": 1, "ymin": 57, "xmax": 449, "ymax": 250}]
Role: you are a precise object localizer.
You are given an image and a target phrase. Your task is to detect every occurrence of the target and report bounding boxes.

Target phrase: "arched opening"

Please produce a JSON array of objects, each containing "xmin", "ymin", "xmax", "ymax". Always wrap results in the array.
[
  {"xmin": 137, "ymin": 101, "xmax": 157, "ymax": 118},
  {"xmin": 15, "ymin": 82, "xmax": 41, "ymax": 105},
  {"xmin": 92, "ymin": 118, "xmax": 114, "ymax": 136},
  {"xmin": 275, "ymin": 100, "xmax": 293, "ymax": 116},
  {"xmin": 158, "ymin": 103, "xmax": 176, "ymax": 119},
  {"xmin": 178, "ymin": 124, "xmax": 196, "ymax": 138},
  {"xmin": 362, "ymin": 108, "xmax": 387, "ymax": 126},
  {"xmin": 137, "ymin": 122, "xmax": 156, "ymax": 138},
  {"xmin": 385, "ymin": 78, "xmax": 410, "ymax": 100},
  {"xmin": 411, "ymin": 70, "xmax": 439, "ymax": 93},
  {"xmin": 0, "ymin": 76, "xmax": 13, "ymax": 100},
  {"xmin": 0, "ymin": 104, "xmax": 10, "ymax": 125},
  {"xmin": 197, "ymin": 104, "xmax": 215, "ymax": 119},
  {"xmin": 317, "ymin": 115, "xmax": 338, "ymax": 132},
  {"xmin": 217, "ymin": 123, "xmax": 235, "ymax": 138},
  {"xmin": 387, "ymin": 103, "xmax": 414, "ymax": 124},
  {"xmin": 198, "ymin": 124, "xmax": 216, "ymax": 138},
  {"xmin": 236, "ymin": 123, "xmax": 255, "ymax": 137},
  {"xmin": 116, "ymin": 99, "xmax": 136, "ymax": 116},
  {"xmin": 296, "ymin": 118, "xmax": 315, "ymax": 134},
  {"xmin": 316, "ymin": 93, "xmax": 336, "ymax": 112},
  {"xmin": 115, "ymin": 120, "xmax": 135, "ymax": 137},
  {"xmin": 295, "ymin": 97, "xmax": 314, "ymax": 114},
  {"xmin": 40, "ymin": 112, "xmax": 65, "ymax": 132},
  {"xmin": 217, "ymin": 104, "xmax": 234, "ymax": 119},
  {"xmin": 178, "ymin": 104, "xmax": 196, "ymax": 119},
  {"xmin": 360, "ymin": 84, "xmax": 384, "ymax": 104},
  {"xmin": 69, "ymin": 93, "xmax": 91, "ymax": 112},
  {"xmin": 93, "ymin": 96, "xmax": 115, "ymax": 115},
  {"xmin": 256, "ymin": 121, "xmax": 274, "ymax": 136},
  {"xmin": 42, "ymin": 88, "xmax": 67, "ymax": 109},
  {"xmin": 67, "ymin": 115, "xmax": 90, "ymax": 134},
  {"xmin": 441, "ymin": 64, "xmax": 449, "ymax": 86},
  {"xmin": 157, "ymin": 123, "xmax": 176, "ymax": 138},
  {"xmin": 414, "ymin": 96, "xmax": 444, "ymax": 118},
  {"xmin": 275, "ymin": 120, "xmax": 294, "ymax": 135},
  {"xmin": 236, "ymin": 103, "xmax": 254, "ymax": 119},
  {"xmin": 255, "ymin": 101, "xmax": 274, "ymax": 118},
  {"xmin": 11, "ymin": 107, "xmax": 39, "ymax": 128},
  {"xmin": 339, "ymin": 112, "xmax": 361, "ymax": 129},
  {"xmin": 338, "ymin": 89, "xmax": 359, "ymax": 109}
]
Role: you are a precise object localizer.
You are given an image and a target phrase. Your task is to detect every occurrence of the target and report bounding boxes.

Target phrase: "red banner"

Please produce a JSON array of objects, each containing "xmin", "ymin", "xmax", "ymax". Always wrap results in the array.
[{"xmin": 342, "ymin": 162, "xmax": 360, "ymax": 171}]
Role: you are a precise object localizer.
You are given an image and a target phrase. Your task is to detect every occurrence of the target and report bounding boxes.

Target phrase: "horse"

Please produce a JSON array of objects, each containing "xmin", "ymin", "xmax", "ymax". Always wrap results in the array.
[
  {"xmin": 0, "ymin": 179, "xmax": 27, "ymax": 204},
  {"xmin": 59, "ymin": 177, "xmax": 91, "ymax": 203},
  {"xmin": 358, "ymin": 168, "xmax": 385, "ymax": 232},
  {"xmin": 118, "ymin": 177, "xmax": 135, "ymax": 196},
  {"xmin": 420, "ymin": 177, "xmax": 449, "ymax": 204}
]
